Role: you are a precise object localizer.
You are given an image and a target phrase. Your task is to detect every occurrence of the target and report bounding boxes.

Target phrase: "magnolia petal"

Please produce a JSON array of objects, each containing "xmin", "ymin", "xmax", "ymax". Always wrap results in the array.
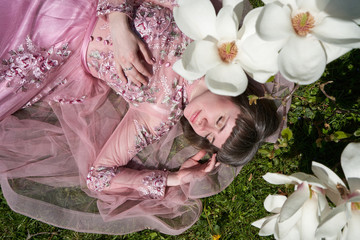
[
  {"xmin": 278, "ymin": 35, "xmax": 326, "ymax": 84},
  {"xmin": 323, "ymin": 0, "xmax": 360, "ymax": 23},
  {"xmin": 313, "ymin": 17, "xmax": 360, "ymax": 48},
  {"xmin": 181, "ymin": 40, "xmax": 221, "ymax": 73},
  {"xmin": 300, "ymin": 194, "xmax": 320, "ymax": 240},
  {"xmin": 264, "ymin": 194, "xmax": 287, "ymax": 213},
  {"xmin": 290, "ymin": 172, "xmax": 326, "ymax": 188},
  {"xmin": 259, "ymin": 215, "xmax": 278, "ymax": 236},
  {"xmin": 279, "ymin": 227, "xmax": 301, "ymax": 240},
  {"xmin": 297, "ymin": 0, "xmax": 331, "ymax": 13},
  {"xmin": 322, "ymin": 42, "xmax": 352, "ymax": 63},
  {"xmin": 216, "ymin": 6, "xmax": 239, "ymax": 40},
  {"xmin": 263, "ymin": 173, "xmax": 296, "ymax": 185},
  {"xmin": 279, "ymin": 182, "xmax": 310, "ymax": 223},
  {"xmin": 223, "ymin": 0, "xmax": 244, "ymax": 27},
  {"xmin": 316, "ymin": 204, "xmax": 347, "ymax": 238},
  {"xmin": 222, "ymin": 0, "xmax": 244, "ymax": 8},
  {"xmin": 318, "ymin": 192, "xmax": 332, "ymax": 217},
  {"xmin": 252, "ymin": 217, "xmax": 267, "ymax": 228},
  {"xmin": 172, "ymin": 60, "xmax": 204, "ymax": 81},
  {"xmin": 173, "ymin": 0, "xmax": 217, "ymax": 40},
  {"xmin": 256, "ymin": 3, "xmax": 293, "ymax": 41},
  {"xmin": 276, "ymin": 204, "xmax": 303, "ymax": 239},
  {"xmin": 311, "ymin": 161, "xmax": 346, "ymax": 204},
  {"xmin": 239, "ymin": 7, "xmax": 261, "ymax": 39},
  {"xmin": 263, "ymin": 0, "xmax": 296, "ymax": 6},
  {"xmin": 341, "ymin": 143, "xmax": 360, "ymax": 191},
  {"xmin": 205, "ymin": 63, "xmax": 248, "ymax": 96},
  {"xmin": 238, "ymin": 33, "xmax": 281, "ymax": 83}
]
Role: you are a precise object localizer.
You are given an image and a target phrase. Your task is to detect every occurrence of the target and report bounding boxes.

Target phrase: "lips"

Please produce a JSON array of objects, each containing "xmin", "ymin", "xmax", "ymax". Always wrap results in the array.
[{"xmin": 190, "ymin": 110, "xmax": 201, "ymax": 123}]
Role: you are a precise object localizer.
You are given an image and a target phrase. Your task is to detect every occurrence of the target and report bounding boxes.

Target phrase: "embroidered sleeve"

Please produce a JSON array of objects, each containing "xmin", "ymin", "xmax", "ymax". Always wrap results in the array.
[
  {"xmin": 96, "ymin": 0, "xmax": 135, "ymax": 17},
  {"xmin": 138, "ymin": 171, "xmax": 169, "ymax": 199},
  {"xmin": 86, "ymin": 166, "xmax": 118, "ymax": 192}
]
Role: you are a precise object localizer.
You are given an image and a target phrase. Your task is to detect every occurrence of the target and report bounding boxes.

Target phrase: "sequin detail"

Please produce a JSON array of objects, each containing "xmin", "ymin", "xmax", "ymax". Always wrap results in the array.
[
  {"xmin": 87, "ymin": 166, "xmax": 118, "ymax": 192},
  {"xmin": 0, "ymin": 36, "xmax": 71, "ymax": 93},
  {"xmin": 139, "ymin": 171, "xmax": 168, "ymax": 199}
]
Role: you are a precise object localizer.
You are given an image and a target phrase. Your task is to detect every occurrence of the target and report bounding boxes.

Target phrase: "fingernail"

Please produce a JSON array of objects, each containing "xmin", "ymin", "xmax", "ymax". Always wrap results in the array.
[{"xmin": 151, "ymin": 57, "xmax": 156, "ymax": 63}]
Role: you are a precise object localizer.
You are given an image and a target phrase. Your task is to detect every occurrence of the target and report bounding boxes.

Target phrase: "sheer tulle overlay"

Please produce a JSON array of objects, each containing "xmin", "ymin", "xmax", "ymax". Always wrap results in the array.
[{"xmin": 0, "ymin": 0, "xmax": 252, "ymax": 235}]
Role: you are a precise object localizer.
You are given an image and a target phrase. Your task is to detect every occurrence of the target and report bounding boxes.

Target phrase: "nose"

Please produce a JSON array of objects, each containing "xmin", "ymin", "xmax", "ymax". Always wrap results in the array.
[{"xmin": 194, "ymin": 118, "xmax": 216, "ymax": 133}]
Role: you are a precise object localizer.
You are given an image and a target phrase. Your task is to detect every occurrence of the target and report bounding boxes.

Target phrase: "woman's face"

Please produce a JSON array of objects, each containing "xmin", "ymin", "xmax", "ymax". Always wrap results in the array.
[{"xmin": 184, "ymin": 90, "xmax": 241, "ymax": 148}]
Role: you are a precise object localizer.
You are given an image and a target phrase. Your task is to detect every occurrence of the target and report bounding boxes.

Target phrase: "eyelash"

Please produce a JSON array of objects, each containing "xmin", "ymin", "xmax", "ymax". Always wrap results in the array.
[{"xmin": 206, "ymin": 116, "xmax": 225, "ymax": 143}]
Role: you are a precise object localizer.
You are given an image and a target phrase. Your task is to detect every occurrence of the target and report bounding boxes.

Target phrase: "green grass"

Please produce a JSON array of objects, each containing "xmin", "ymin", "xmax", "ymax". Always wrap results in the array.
[{"xmin": 1, "ymin": 1, "xmax": 360, "ymax": 239}]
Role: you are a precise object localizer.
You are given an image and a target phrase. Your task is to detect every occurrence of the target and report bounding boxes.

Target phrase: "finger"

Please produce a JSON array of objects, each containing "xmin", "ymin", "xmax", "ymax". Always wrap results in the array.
[
  {"xmin": 131, "ymin": 71, "xmax": 148, "ymax": 86},
  {"xmin": 191, "ymin": 150, "xmax": 207, "ymax": 161},
  {"xmin": 204, "ymin": 154, "xmax": 217, "ymax": 172},
  {"xmin": 116, "ymin": 63, "xmax": 128, "ymax": 83},
  {"xmin": 132, "ymin": 57, "xmax": 152, "ymax": 78},
  {"xmin": 139, "ymin": 41, "xmax": 155, "ymax": 65}
]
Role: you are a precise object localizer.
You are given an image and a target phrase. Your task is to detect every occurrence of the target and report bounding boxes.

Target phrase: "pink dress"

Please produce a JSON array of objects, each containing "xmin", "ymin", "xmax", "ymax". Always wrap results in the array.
[{"xmin": 0, "ymin": 0, "xmax": 244, "ymax": 235}]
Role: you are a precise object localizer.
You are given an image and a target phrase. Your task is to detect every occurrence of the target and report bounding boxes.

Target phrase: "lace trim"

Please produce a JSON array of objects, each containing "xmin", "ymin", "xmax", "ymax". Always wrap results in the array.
[
  {"xmin": 139, "ymin": 171, "xmax": 168, "ymax": 199},
  {"xmin": 86, "ymin": 166, "xmax": 117, "ymax": 192},
  {"xmin": 96, "ymin": 0, "xmax": 134, "ymax": 17},
  {"xmin": 0, "ymin": 36, "xmax": 70, "ymax": 93}
]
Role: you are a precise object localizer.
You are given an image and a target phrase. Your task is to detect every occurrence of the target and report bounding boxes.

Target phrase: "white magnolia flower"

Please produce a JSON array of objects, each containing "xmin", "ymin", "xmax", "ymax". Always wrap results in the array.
[
  {"xmin": 312, "ymin": 143, "xmax": 360, "ymax": 240},
  {"xmin": 172, "ymin": 0, "xmax": 280, "ymax": 96},
  {"xmin": 253, "ymin": 172, "xmax": 329, "ymax": 239},
  {"xmin": 252, "ymin": 194, "xmax": 287, "ymax": 237},
  {"xmin": 255, "ymin": 0, "xmax": 360, "ymax": 84}
]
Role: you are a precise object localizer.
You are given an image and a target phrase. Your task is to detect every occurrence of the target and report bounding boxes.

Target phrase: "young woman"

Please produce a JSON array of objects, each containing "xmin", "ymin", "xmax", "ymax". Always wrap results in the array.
[{"xmin": 0, "ymin": 0, "xmax": 284, "ymax": 235}]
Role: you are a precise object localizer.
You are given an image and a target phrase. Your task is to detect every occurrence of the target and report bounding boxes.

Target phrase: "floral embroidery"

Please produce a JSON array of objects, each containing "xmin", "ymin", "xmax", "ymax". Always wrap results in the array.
[
  {"xmin": 139, "ymin": 171, "xmax": 168, "ymax": 199},
  {"xmin": 97, "ymin": 0, "xmax": 134, "ymax": 17},
  {"xmin": 0, "ymin": 36, "xmax": 71, "ymax": 93},
  {"xmin": 86, "ymin": 166, "xmax": 118, "ymax": 192},
  {"xmin": 131, "ymin": 85, "xmax": 187, "ymax": 153}
]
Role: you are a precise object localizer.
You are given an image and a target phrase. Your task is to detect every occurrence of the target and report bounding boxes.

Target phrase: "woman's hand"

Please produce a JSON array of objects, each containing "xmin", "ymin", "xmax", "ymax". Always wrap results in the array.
[
  {"xmin": 108, "ymin": 12, "xmax": 155, "ymax": 87},
  {"xmin": 167, "ymin": 150, "xmax": 219, "ymax": 186}
]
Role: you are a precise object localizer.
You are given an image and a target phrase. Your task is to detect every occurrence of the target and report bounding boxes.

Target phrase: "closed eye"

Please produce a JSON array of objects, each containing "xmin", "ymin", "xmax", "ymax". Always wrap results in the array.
[{"xmin": 216, "ymin": 116, "xmax": 226, "ymax": 129}]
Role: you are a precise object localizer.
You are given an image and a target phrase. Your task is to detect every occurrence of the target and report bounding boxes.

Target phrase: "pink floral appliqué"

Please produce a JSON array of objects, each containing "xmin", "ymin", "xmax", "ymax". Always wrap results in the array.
[
  {"xmin": 0, "ymin": 36, "xmax": 71, "ymax": 93},
  {"xmin": 139, "ymin": 171, "xmax": 168, "ymax": 199},
  {"xmin": 87, "ymin": 166, "xmax": 118, "ymax": 192}
]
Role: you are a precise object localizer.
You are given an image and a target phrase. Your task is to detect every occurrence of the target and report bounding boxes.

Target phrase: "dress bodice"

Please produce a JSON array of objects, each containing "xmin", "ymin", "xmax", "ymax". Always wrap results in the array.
[{"xmin": 86, "ymin": 2, "xmax": 201, "ymax": 163}]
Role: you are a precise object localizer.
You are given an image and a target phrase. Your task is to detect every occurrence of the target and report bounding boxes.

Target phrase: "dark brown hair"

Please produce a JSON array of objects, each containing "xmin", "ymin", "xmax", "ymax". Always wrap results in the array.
[{"xmin": 181, "ymin": 80, "xmax": 280, "ymax": 167}]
